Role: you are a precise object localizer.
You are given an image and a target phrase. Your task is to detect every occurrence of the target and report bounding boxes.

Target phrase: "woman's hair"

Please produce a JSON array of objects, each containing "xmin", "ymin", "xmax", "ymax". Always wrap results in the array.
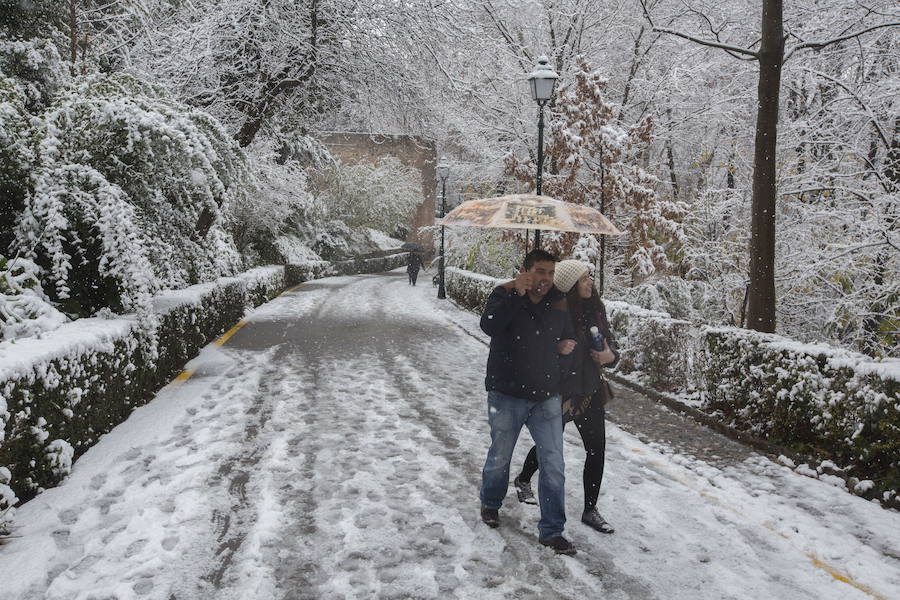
[{"xmin": 566, "ymin": 280, "xmax": 602, "ymax": 339}]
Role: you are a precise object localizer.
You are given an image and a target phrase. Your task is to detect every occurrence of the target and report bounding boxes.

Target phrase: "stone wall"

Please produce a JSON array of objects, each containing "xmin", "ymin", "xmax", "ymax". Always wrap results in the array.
[{"xmin": 319, "ymin": 132, "xmax": 436, "ymax": 250}]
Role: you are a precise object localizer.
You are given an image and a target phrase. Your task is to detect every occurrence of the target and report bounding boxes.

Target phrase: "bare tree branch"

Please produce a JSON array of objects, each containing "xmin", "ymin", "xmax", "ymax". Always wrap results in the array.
[
  {"xmin": 784, "ymin": 22, "xmax": 900, "ymax": 62},
  {"xmin": 800, "ymin": 67, "xmax": 891, "ymax": 150},
  {"xmin": 651, "ymin": 26, "xmax": 758, "ymax": 58}
]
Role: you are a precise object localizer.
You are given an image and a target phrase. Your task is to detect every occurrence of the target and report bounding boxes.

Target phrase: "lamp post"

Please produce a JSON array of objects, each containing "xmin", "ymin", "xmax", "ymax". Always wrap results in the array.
[
  {"xmin": 437, "ymin": 157, "xmax": 449, "ymax": 299},
  {"xmin": 527, "ymin": 55, "xmax": 559, "ymax": 249}
]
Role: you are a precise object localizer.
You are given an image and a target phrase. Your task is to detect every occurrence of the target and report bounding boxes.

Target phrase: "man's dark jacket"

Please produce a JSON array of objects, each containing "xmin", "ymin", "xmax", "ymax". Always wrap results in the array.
[{"xmin": 480, "ymin": 282, "xmax": 575, "ymax": 400}]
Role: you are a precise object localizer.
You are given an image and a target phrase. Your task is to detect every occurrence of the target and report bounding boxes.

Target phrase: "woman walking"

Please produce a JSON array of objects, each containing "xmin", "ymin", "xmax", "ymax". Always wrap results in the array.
[{"xmin": 513, "ymin": 259, "xmax": 619, "ymax": 534}]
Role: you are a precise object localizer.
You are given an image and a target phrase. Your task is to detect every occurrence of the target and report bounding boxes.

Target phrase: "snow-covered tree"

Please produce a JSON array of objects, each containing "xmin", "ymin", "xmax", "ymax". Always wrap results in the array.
[
  {"xmin": 504, "ymin": 57, "xmax": 686, "ymax": 285},
  {"xmin": 310, "ymin": 157, "xmax": 423, "ymax": 239},
  {"xmin": 0, "ymin": 255, "xmax": 68, "ymax": 341},
  {"xmin": 1, "ymin": 38, "xmax": 248, "ymax": 319}
]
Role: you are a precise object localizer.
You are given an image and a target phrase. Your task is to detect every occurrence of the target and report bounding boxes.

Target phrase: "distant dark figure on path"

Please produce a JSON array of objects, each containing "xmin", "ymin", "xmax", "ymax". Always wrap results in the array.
[
  {"xmin": 514, "ymin": 259, "xmax": 620, "ymax": 535},
  {"xmin": 407, "ymin": 252, "xmax": 424, "ymax": 285},
  {"xmin": 478, "ymin": 248, "xmax": 579, "ymax": 556}
]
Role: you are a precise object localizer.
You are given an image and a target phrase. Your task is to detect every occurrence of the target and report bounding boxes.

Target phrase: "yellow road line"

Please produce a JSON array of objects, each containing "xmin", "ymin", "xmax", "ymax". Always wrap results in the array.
[
  {"xmin": 169, "ymin": 281, "xmax": 306, "ymax": 385},
  {"xmin": 213, "ymin": 321, "xmax": 247, "ymax": 346},
  {"xmin": 169, "ymin": 319, "xmax": 245, "ymax": 384},
  {"xmin": 807, "ymin": 554, "xmax": 887, "ymax": 599},
  {"xmin": 172, "ymin": 369, "xmax": 195, "ymax": 382},
  {"xmin": 639, "ymin": 455, "xmax": 887, "ymax": 599}
]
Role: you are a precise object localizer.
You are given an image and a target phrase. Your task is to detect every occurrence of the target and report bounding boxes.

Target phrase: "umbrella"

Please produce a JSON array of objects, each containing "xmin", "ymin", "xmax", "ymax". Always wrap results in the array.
[
  {"xmin": 437, "ymin": 193, "xmax": 622, "ymax": 236},
  {"xmin": 401, "ymin": 241, "xmax": 426, "ymax": 252}
]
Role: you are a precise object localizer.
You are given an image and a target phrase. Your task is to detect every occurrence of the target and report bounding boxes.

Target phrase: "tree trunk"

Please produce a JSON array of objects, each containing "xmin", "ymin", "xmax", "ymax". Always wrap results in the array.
[
  {"xmin": 69, "ymin": 0, "xmax": 77, "ymax": 65},
  {"xmin": 666, "ymin": 109, "xmax": 679, "ymax": 200},
  {"xmin": 745, "ymin": 0, "xmax": 784, "ymax": 333}
]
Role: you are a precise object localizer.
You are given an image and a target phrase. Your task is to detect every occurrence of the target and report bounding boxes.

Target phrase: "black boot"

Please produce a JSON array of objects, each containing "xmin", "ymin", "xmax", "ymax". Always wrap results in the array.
[
  {"xmin": 480, "ymin": 506, "xmax": 500, "ymax": 528},
  {"xmin": 513, "ymin": 476, "xmax": 537, "ymax": 505},
  {"xmin": 539, "ymin": 536, "xmax": 577, "ymax": 555},
  {"xmin": 582, "ymin": 508, "xmax": 614, "ymax": 533}
]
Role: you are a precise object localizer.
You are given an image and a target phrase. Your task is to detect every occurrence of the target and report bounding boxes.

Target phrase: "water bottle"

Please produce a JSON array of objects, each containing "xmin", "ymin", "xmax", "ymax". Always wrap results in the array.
[{"xmin": 589, "ymin": 326, "xmax": 605, "ymax": 351}]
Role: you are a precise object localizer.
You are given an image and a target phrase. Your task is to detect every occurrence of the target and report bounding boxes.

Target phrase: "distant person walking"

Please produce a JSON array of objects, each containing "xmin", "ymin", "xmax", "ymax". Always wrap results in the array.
[
  {"xmin": 407, "ymin": 252, "xmax": 424, "ymax": 285},
  {"xmin": 513, "ymin": 260, "xmax": 619, "ymax": 535},
  {"xmin": 478, "ymin": 249, "xmax": 579, "ymax": 555}
]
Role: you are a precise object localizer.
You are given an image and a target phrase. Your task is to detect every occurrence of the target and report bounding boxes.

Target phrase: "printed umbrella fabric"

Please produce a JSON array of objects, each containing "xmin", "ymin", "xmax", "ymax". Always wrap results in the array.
[{"xmin": 438, "ymin": 193, "xmax": 622, "ymax": 235}]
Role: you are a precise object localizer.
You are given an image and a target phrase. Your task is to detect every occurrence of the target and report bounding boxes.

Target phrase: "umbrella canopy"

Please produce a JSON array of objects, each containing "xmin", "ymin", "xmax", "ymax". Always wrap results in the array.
[
  {"xmin": 437, "ymin": 193, "xmax": 622, "ymax": 235},
  {"xmin": 401, "ymin": 241, "xmax": 426, "ymax": 252}
]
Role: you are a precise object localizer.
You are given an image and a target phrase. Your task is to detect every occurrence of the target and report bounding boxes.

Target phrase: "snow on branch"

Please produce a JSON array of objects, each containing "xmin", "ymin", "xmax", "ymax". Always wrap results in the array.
[
  {"xmin": 784, "ymin": 22, "xmax": 900, "ymax": 62},
  {"xmin": 650, "ymin": 26, "xmax": 759, "ymax": 59}
]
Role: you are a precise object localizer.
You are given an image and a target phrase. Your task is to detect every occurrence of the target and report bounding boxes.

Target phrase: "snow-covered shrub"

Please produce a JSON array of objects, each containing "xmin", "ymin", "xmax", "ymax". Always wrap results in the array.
[
  {"xmin": 698, "ymin": 327, "xmax": 900, "ymax": 504},
  {"xmin": 616, "ymin": 276, "xmax": 710, "ymax": 322},
  {"xmin": 311, "ymin": 157, "xmax": 422, "ymax": 238},
  {"xmin": 0, "ymin": 60, "xmax": 37, "ymax": 256},
  {"xmin": 307, "ymin": 220, "xmax": 353, "ymax": 261},
  {"xmin": 283, "ymin": 252, "xmax": 407, "ymax": 287},
  {"xmin": 0, "ymin": 38, "xmax": 67, "ymax": 112},
  {"xmin": 1, "ymin": 51, "xmax": 250, "ymax": 322},
  {"xmin": 233, "ymin": 138, "xmax": 323, "ymax": 261},
  {"xmin": 0, "ymin": 465, "xmax": 16, "ymax": 536},
  {"xmin": 44, "ymin": 439, "xmax": 74, "ymax": 478},
  {"xmin": 0, "ymin": 266, "xmax": 285, "ymax": 505},
  {"xmin": 606, "ymin": 304, "xmax": 696, "ymax": 393},
  {"xmin": 237, "ymin": 266, "xmax": 287, "ymax": 308},
  {"xmin": 445, "ymin": 267, "xmax": 504, "ymax": 314},
  {"xmin": 454, "ymin": 230, "xmax": 521, "ymax": 279},
  {"xmin": 0, "ymin": 256, "xmax": 68, "ymax": 341}
]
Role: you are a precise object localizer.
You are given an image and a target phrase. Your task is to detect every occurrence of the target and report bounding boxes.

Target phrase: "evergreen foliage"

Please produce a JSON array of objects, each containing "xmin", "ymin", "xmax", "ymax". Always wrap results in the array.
[{"xmin": 1, "ymin": 39, "xmax": 249, "ymax": 321}]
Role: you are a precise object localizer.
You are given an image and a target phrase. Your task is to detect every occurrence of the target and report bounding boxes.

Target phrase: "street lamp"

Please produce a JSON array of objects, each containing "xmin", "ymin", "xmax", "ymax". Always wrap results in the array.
[
  {"xmin": 527, "ymin": 55, "xmax": 559, "ymax": 249},
  {"xmin": 437, "ymin": 157, "xmax": 450, "ymax": 299}
]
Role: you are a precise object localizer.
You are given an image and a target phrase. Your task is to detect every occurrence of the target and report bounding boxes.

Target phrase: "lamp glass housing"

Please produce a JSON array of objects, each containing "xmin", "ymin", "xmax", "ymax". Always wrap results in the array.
[
  {"xmin": 528, "ymin": 56, "xmax": 559, "ymax": 103},
  {"xmin": 437, "ymin": 157, "xmax": 450, "ymax": 181}
]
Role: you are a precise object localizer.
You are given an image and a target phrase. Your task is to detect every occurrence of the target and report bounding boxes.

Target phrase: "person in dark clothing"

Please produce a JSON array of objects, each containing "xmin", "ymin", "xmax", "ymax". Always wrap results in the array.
[
  {"xmin": 407, "ymin": 252, "xmax": 424, "ymax": 285},
  {"xmin": 478, "ymin": 249, "xmax": 579, "ymax": 556},
  {"xmin": 513, "ymin": 259, "xmax": 620, "ymax": 535}
]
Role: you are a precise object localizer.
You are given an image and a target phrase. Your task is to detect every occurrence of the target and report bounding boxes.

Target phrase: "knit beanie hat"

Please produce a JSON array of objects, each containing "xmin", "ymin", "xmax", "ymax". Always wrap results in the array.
[{"xmin": 554, "ymin": 260, "xmax": 590, "ymax": 293}]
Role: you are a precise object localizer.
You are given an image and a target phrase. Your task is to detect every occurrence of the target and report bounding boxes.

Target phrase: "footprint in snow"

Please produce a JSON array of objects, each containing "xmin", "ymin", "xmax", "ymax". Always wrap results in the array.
[
  {"xmin": 161, "ymin": 535, "xmax": 179, "ymax": 551},
  {"xmin": 89, "ymin": 473, "xmax": 107, "ymax": 490},
  {"xmin": 124, "ymin": 538, "xmax": 148, "ymax": 558},
  {"xmin": 58, "ymin": 508, "xmax": 80, "ymax": 525}
]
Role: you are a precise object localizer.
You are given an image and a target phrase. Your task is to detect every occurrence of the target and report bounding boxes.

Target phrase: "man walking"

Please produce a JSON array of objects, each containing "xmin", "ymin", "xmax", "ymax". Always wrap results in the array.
[{"xmin": 478, "ymin": 249, "xmax": 578, "ymax": 555}]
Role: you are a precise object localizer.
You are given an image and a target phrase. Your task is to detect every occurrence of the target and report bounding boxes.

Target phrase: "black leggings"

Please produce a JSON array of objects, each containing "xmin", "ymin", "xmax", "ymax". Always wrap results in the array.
[{"xmin": 519, "ymin": 393, "xmax": 607, "ymax": 511}]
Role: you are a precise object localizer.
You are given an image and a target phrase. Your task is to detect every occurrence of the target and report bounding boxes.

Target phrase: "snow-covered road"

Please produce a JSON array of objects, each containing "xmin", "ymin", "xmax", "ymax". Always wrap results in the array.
[{"xmin": 1, "ymin": 269, "xmax": 898, "ymax": 600}]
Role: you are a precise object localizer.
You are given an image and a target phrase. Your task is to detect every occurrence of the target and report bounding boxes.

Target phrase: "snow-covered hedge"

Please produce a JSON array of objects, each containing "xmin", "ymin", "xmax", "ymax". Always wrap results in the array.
[
  {"xmin": 0, "ymin": 266, "xmax": 285, "ymax": 529},
  {"xmin": 604, "ymin": 300, "xmax": 696, "ymax": 393},
  {"xmin": 445, "ymin": 267, "xmax": 504, "ymax": 313},
  {"xmin": 698, "ymin": 328, "xmax": 899, "ymax": 505},
  {"xmin": 285, "ymin": 252, "xmax": 408, "ymax": 287},
  {"xmin": 445, "ymin": 267, "xmax": 900, "ymax": 506}
]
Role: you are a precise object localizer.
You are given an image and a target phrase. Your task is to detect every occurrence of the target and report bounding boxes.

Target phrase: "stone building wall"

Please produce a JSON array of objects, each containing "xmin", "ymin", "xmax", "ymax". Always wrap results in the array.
[{"xmin": 319, "ymin": 133, "xmax": 436, "ymax": 249}]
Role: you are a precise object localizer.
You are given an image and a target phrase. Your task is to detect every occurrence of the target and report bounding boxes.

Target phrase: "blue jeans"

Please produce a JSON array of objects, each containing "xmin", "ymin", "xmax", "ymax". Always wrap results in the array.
[{"xmin": 479, "ymin": 390, "xmax": 566, "ymax": 540}]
